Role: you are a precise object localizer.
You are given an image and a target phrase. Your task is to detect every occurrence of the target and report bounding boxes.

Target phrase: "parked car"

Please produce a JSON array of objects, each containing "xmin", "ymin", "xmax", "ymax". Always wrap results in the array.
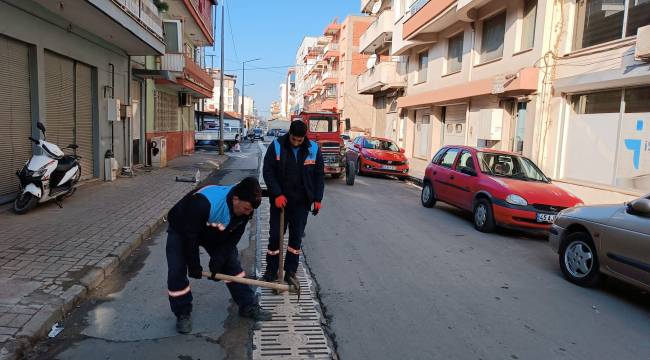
[
  {"xmin": 346, "ymin": 136, "xmax": 409, "ymax": 180},
  {"xmin": 421, "ymin": 146, "xmax": 583, "ymax": 233},
  {"xmin": 549, "ymin": 195, "xmax": 650, "ymax": 291}
]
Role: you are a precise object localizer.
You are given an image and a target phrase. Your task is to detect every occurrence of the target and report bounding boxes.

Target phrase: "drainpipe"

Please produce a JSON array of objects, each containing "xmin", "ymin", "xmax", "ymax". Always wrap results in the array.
[{"xmin": 122, "ymin": 56, "xmax": 133, "ymax": 176}]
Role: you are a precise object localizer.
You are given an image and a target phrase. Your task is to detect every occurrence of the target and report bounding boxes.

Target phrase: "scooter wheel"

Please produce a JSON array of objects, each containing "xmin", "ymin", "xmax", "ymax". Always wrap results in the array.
[{"xmin": 14, "ymin": 192, "xmax": 38, "ymax": 214}]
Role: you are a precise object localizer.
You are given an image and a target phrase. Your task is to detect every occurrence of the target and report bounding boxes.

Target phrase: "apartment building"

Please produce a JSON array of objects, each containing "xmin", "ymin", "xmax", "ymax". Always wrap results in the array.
[
  {"xmin": 0, "ymin": 0, "xmax": 166, "ymax": 201},
  {"xmin": 293, "ymin": 37, "xmax": 319, "ymax": 113},
  {"xmin": 205, "ymin": 69, "xmax": 238, "ymax": 113}
]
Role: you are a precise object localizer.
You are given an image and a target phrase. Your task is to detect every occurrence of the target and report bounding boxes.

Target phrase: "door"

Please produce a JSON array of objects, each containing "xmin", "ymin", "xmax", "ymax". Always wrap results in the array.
[
  {"xmin": 601, "ymin": 204, "xmax": 650, "ymax": 286},
  {"xmin": 443, "ymin": 104, "xmax": 467, "ymax": 146},
  {"xmin": 0, "ymin": 35, "xmax": 32, "ymax": 200},
  {"xmin": 449, "ymin": 150, "xmax": 478, "ymax": 210},
  {"xmin": 432, "ymin": 147, "xmax": 460, "ymax": 203},
  {"xmin": 131, "ymin": 80, "xmax": 142, "ymax": 165},
  {"xmin": 512, "ymin": 101, "xmax": 527, "ymax": 154},
  {"xmin": 415, "ymin": 110, "xmax": 432, "ymax": 158},
  {"xmin": 44, "ymin": 52, "xmax": 95, "ymax": 179}
]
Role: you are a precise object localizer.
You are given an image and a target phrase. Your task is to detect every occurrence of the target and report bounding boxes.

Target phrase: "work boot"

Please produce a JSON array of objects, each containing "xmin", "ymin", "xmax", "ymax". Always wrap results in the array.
[
  {"xmin": 261, "ymin": 270, "xmax": 278, "ymax": 282},
  {"xmin": 239, "ymin": 304, "xmax": 272, "ymax": 321},
  {"xmin": 284, "ymin": 271, "xmax": 298, "ymax": 286},
  {"xmin": 176, "ymin": 314, "xmax": 192, "ymax": 334}
]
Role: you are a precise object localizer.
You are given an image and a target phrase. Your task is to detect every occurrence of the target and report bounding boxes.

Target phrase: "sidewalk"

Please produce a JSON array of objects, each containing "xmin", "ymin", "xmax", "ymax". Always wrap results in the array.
[{"xmin": 0, "ymin": 152, "xmax": 227, "ymax": 360}]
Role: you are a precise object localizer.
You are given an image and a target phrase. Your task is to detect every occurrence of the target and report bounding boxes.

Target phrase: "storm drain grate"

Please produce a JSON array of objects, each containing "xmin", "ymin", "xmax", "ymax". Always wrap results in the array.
[{"xmin": 253, "ymin": 204, "xmax": 333, "ymax": 359}]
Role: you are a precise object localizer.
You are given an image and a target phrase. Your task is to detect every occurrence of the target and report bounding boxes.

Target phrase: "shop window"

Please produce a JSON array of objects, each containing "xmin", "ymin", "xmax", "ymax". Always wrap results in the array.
[
  {"xmin": 521, "ymin": 0, "xmax": 538, "ymax": 50},
  {"xmin": 446, "ymin": 33, "xmax": 464, "ymax": 74},
  {"xmin": 572, "ymin": 89, "xmax": 622, "ymax": 114},
  {"xmin": 480, "ymin": 12, "xmax": 506, "ymax": 62}
]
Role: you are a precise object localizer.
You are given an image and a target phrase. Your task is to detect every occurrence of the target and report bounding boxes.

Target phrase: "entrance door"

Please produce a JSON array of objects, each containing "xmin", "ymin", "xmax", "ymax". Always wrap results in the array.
[
  {"xmin": 131, "ymin": 80, "xmax": 142, "ymax": 165},
  {"xmin": 443, "ymin": 104, "xmax": 466, "ymax": 146},
  {"xmin": 0, "ymin": 36, "xmax": 32, "ymax": 200},
  {"xmin": 513, "ymin": 101, "xmax": 527, "ymax": 154}
]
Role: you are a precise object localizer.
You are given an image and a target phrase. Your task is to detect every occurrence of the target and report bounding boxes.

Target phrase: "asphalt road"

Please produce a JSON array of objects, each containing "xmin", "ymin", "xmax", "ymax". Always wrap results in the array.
[
  {"xmin": 303, "ymin": 174, "xmax": 650, "ymax": 360},
  {"xmin": 31, "ymin": 142, "xmax": 263, "ymax": 360}
]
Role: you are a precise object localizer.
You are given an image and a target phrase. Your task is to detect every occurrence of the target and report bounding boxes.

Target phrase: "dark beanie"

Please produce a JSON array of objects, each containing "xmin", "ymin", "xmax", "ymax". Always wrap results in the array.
[
  {"xmin": 232, "ymin": 177, "xmax": 262, "ymax": 209},
  {"xmin": 289, "ymin": 120, "xmax": 308, "ymax": 137}
]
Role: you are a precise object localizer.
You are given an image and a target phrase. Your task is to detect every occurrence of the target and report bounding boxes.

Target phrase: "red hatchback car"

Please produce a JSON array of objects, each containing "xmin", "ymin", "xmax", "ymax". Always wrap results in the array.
[
  {"xmin": 346, "ymin": 136, "xmax": 409, "ymax": 179},
  {"xmin": 421, "ymin": 146, "xmax": 583, "ymax": 233}
]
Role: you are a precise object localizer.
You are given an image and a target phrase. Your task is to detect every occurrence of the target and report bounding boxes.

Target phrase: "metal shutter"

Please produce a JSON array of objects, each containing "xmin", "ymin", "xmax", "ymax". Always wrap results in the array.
[
  {"xmin": 0, "ymin": 36, "xmax": 32, "ymax": 198},
  {"xmin": 44, "ymin": 51, "xmax": 75, "ymax": 155},
  {"xmin": 75, "ymin": 62, "xmax": 94, "ymax": 179}
]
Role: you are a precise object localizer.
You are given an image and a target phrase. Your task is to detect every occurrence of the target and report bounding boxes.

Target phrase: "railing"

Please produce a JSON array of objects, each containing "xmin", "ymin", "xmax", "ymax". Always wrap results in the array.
[
  {"xmin": 160, "ymin": 53, "xmax": 185, "ymax": 72},
  {"xmin": 188, "ymin": 0, "xmax": 214, "ymax": 39},
  {"xmin": 407, "ymin": 0, "xmax": 430, "ymax": 19},
  {"xmin": 357, "ymin": 61, "xmax": 406, "ymax": 92},
  {"xmin": 112, "ymin": 0, "xmax": 163, "ymax": 38},
  {"xmin": 183, "ymin": 55, "xmax": 214, "ymax": 90},
  {"xmin": 360, "ymin": 9, "xmax": 393, "ymax": 52}
]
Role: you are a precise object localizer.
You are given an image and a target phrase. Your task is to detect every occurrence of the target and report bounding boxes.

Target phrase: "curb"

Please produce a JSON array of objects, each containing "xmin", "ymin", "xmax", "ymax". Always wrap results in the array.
[
  {"xmin": 5, "ymin": 160, "xmax": 226, "ymax": 360},
  {"xmin": 407, "ymin": 175, "xmax": 423, "ymax": 186}
]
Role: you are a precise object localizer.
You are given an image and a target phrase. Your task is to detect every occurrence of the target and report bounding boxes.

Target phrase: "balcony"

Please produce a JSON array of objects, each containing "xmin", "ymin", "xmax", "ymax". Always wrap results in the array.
[
  {"xmin": 167, "ymin": 0, "xmax": 215, "ymax": 46},
  {"xmin": 321, "ymin": 70, "xmax": 340, "ymax": 85},
  {"xmin": 359, "ymin": 9, "xmax": 394, "ymax": 54},
  {"xmin": 324, "ymin": 22, "xmax": 341, "ymax": 36},
  {"xmin": 34, "ymin": 0, "xmax": 165, "ymax": 54},
  {"xmin": 323, "ymin": 43, "xmax": 340, "ymax": 59},
  {"xmin": 403, "ymin": 0, "xmax": 458, "ymax": 41},
  {"xmin": 158, "ymin": 54, "xmax": 214, "ymax": 98},
  {"xmin": 357, "ymin": 61, "xmax": 406, "ymax": 94},
  {"xmin": 361, "ymin": 0, "xmax": 374, "ymax": 13}
]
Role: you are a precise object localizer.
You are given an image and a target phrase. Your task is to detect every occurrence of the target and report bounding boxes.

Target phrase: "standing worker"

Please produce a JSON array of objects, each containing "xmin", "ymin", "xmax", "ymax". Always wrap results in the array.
[
  {"xmin": 262, "ymin": 120, "xmax": 325, "ymax": 284},
  {"xmin": 166, "ymin": 177, "xmax": 272, "ymax": 334}
]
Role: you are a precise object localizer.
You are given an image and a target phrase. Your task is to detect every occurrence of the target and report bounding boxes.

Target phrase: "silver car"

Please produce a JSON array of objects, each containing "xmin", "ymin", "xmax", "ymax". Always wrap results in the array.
[{"xmin": 549, "ymin": 195, "xmax": 650, "ymax": 291}]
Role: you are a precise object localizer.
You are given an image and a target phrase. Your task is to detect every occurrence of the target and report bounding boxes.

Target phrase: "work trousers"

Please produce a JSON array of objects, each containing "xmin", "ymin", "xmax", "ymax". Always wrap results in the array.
[
  {"xmin": 166, "ymin": 228, "xmax": 255, "ymax": 317},
  {"xmin": 266, "ymin": 201, "xmax": 310, "ymax": 275}
]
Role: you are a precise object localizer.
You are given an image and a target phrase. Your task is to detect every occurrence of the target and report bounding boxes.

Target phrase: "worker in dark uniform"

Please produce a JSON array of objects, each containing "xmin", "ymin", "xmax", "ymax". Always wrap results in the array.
[
  {"xmin": 166, "ymin": 177, "xmax": 272, "ymax": 334},
  {"xmin": 262, "ymin": 120, "xmax": 325, "ymax": 284}
]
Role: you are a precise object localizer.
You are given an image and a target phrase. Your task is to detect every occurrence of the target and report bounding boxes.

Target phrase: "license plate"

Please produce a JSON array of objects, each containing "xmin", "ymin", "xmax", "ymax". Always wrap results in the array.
[
  {"xmin": 536, "ymin": 213, "xmax": 556, "ymax": 223},
  {"xmin": 381, "ymin": 165, "xmax": 396, "ymax": 170}
]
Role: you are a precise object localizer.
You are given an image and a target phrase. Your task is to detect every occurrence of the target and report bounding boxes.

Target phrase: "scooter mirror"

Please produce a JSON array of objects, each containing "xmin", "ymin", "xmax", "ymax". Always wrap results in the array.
[{"xmin": 37, "ymin": 122, "xmax": 46, "ymax": 134}]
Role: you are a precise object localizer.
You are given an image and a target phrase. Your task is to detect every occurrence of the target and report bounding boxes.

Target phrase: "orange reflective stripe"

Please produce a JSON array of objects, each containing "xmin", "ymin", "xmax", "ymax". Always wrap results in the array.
[
  {"xmin": 287, "ymin": 246, "xmax": 301, "ymax": 255},
  {"xmin": 224, "ymin": 271, "xmax": 246, "ymax": 283},
  {"xmin": 267, "ymin": 249, "xmax": 280, "ymax": 256},
  {"xmin": 276, "ymin": 156, "xmax": 280, "ymax": 161},
  {"xmin": 168, "ymin": 285, "xmax": 191, "ymax": 297},
  {"xmin": 304, "ymin": 160, "xmax": 315, "ymax": 165}
]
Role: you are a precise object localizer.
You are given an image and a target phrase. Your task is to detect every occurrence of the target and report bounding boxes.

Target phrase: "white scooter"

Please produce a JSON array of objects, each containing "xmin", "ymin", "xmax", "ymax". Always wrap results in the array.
[{"xmin": 14, "ymin": 122, "xmax": 81, "ymax": 214}]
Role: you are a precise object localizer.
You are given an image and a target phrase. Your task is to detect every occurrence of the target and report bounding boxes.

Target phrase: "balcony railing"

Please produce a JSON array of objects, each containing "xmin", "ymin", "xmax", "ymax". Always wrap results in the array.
[
  {"xmin": 357, "ymin": 61, "xmax": 406, "ymax": 94},
  {"xmin": 188, "ymin": 0, "xmax": 213, "ymax": 39},
  {"xmin": 160, "ymin": 53, "xmax": 185, "ymax": 72},
  {"xmin": 112, "ymin": 0, "xmax": 164, "ymax": 38},
  {"xmin": 407, "ymin": 0, "xmax": 430, "ymax": 19},
  {"xmin": 359, "ymin": 9, "xmax": 394, "ymax": 54},
  {"xmin": 183, "ymin": 55, "xmax": 214, "ymax": 91}
]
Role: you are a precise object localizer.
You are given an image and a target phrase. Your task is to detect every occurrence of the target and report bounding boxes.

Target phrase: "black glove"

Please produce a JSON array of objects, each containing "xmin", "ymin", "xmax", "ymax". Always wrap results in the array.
[
  {"xmin": 188, "ymin": 265, "xmax": 203, "ymax": 279},
  {"xmin": 209, "ymin": 272, "xmax": 221, "ymax": 282}
]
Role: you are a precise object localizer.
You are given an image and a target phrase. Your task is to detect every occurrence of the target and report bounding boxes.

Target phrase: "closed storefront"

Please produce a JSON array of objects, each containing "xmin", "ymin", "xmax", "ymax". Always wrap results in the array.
[
  {"xmin": 442, "ymin": 104, "xmax": 467, "ymax": 146},
  {"xmin": 44, "ymin": 51, "xmax": 95, "ymax": 179},
  {"xmin": 563, "ymin": 87, "xmax": 650, "ymax": 192},
  {"xmin": 0, "ymin": 35, "xmax": 32, "ymax": 200}
]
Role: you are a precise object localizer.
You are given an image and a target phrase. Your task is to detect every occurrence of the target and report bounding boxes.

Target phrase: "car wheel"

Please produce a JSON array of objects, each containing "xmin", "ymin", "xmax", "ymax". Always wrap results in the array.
[
  {"xmin": 346, "ymin": 160, "xmax": 355, "ymax": 186},
  {"xmin": 473, "ymin": 199, "xmax": 496, "ymax": 233},
  {"xmin": 421, "ymin": 182, "xmax": 436, "ymax": 208},
  {"xmin": 559, "ymin": 232, "xmax": 601, "ymax": 287}
]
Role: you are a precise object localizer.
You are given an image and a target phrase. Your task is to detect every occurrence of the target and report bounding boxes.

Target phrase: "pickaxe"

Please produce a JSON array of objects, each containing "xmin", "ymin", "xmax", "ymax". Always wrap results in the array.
[{"xmin": 201, "ymin": 271, "xmax": 300, "ymax": 294}]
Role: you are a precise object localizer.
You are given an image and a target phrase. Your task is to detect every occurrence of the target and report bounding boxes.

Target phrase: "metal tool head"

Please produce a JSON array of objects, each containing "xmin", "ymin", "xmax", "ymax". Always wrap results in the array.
[{"xmin": 286, "ymin": 276, "xmax": 301, "ymax": 300}]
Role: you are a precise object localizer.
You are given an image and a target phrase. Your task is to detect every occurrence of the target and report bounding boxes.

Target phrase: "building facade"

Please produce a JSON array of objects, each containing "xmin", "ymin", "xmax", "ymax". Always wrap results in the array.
[
  {"xmin": 205, "ymin": 69, "xmax": 237, "ymax": 113},
  {"xmin": 0, "ymin": 0, "xmax": 167, "ymax": 201}
]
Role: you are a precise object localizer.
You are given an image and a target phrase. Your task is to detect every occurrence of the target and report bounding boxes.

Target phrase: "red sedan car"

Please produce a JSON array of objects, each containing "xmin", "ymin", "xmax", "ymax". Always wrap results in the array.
[
  {"xmin": 421, "ymin": 146, "xmax": 583, "ymax": 233},
  {"xmin": 346, "ymin": 136, "xmax": 409, "ymax": 180}
]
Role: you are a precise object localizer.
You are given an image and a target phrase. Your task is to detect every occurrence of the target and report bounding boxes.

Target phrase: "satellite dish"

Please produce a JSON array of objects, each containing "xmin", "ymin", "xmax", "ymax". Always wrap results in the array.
[
  {"xmin": 366, "ymin": 54, "xmax": 377, "ymax": 69},
  {"xmin": 371, "ymin": 0, "xmax": 382, "ymax": 15}
]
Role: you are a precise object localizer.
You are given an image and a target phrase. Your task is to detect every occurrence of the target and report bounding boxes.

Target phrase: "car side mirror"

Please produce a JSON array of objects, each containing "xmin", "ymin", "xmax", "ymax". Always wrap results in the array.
[
  {"xmin": 399, "ymin": 148, "xmax": 405, "ymax": 153},
  {"xmin": 37, "ymin": 122, "xmax": 46, "ymax": 134},
  {"xmin": 345, "ymin": 118, "xmax": 351, "ymax": 131},
  {"xmin": 460, "ymin": 167, "xmax": 477, "ymax": 176},
  {"xmin": 629, "ymin": 198, "xmax": 650, "ymax": 216}
]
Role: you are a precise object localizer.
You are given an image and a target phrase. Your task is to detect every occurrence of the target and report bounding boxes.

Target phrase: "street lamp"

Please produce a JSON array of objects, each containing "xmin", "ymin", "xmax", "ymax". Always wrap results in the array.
[{"xmin": 241, "ymin": 58, "xmax": 260, "ymax": 129}]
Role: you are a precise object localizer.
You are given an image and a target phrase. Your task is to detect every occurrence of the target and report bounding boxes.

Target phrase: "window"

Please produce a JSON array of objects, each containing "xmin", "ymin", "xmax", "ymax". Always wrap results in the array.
[
  {"xmin": 417, "ymin": 50, "xmax": 428, "ymax": 83},
  {"xmin": 477, "ymin": 152, "xmax": 549, "ymax": 182},
  {"xmin": 432, "ymin": 148, "xmax": 447, "ymax": 163},
  {"xmin": 521, "ymin": 0, "xmax": 537, "ymax": 50},
  {"xmin": 572, "ymin": 90, "xmax": 622, "ymax": 114},
  {"xmin": 457, "ymin": 151, "xmax": 476, "ymax": 172},
  {"xmin": 308, "ymin": 116, "xmax": 338, "ymax": 132},
  {"xmin": 480, "ymin": 12, "xmax": 507, "ymax": 62},
  {"xmin": 624, "ymin": 86, "xmax": 650, "ymax": 113},
  {"xmin": 439, "ymin": 148, "xmax": 460, "ymax": 168},
  {"xmin": 363, "ymin": 138, "xmax": 400, "ymax": 152},
  {"xmin": 574, "ymin": 0, "xmax": 650, "ymax": 50},
  {"xmin": 446, "ymin": 33, "xmax": 464, "ymax": 74}
]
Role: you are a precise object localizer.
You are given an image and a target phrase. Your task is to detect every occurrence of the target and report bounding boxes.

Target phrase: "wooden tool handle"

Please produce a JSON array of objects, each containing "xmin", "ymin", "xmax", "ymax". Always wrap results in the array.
[{"xmin": 202, "ymin": 272, "xmax": 289, "ymax": 291}]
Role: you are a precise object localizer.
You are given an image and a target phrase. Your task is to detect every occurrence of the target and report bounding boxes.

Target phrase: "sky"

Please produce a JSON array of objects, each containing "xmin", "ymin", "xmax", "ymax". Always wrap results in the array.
[{"xmin": 205, "ymin": 0, "xmax": 361, "ymax": 119}]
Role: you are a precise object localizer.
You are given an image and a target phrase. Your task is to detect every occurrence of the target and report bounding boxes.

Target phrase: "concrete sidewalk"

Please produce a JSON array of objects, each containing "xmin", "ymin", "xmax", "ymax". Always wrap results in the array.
[{"xmin": 0, "ymin": 151, "xmax": 227, "ymax": 360}]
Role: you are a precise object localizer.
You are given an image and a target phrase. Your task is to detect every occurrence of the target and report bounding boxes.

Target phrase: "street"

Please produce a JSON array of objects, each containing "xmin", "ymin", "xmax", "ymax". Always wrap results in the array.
[{"xmin": 29, "ymin": 147, "xmax": 650, "ymax": 360}]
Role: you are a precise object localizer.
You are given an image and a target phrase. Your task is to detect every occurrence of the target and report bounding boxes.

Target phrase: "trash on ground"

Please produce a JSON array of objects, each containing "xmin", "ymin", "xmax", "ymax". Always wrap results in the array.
[{"xmin": 48, "ymin": 323, "xmax": 64, "ymax": 338}]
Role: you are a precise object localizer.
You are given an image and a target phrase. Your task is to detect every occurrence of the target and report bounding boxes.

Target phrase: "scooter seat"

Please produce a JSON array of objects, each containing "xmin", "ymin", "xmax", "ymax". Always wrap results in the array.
[{"xmin": 56, "ymin": 156, "xmax": 77, "ymax": 172}]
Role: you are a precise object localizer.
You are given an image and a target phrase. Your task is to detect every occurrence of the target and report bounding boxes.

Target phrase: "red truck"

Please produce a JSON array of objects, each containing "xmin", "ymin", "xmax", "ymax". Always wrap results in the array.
[{"xmin": 291, "ymin": 111, "xmax": 354, "ymax": 184}]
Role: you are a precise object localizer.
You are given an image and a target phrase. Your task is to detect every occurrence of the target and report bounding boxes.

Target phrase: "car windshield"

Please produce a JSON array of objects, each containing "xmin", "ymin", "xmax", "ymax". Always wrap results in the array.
[
  {"xmin": 477, "ymin": 152, "xmax": 549, "ymax": 183},
  {"xmin": 308, "ymin": 116, "xmax": 338, "ymax": 133},
  {"xmin": 363, "ymin": 139, "xmax": 400, "ymax": 152}
]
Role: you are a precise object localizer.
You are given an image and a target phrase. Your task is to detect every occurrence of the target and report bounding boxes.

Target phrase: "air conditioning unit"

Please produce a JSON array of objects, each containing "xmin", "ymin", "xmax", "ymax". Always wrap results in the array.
[
  {"xmin": 179, "ymin": 93, "xmax": 193, "ymax": 107},
  {"xmin": 635, "ymin": 25, "xmax": 650, "ymax": 61},
  {"xmin": 150, "ymin": 136, "xmax": 167, "ymax": 168},
  {"xmin": 477, "ymin": 108, "xmax": 503, "ymax": 141},
  {"xmin": 163, "ymin": 20, "xmax": 183, "ymax": 53}
]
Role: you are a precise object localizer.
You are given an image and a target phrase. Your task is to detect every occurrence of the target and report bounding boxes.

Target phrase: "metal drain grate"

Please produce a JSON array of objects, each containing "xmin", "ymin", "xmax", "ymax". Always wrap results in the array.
[{"xmin": 253, "ymin": 203, "xmax": 333, "ymax": 359}]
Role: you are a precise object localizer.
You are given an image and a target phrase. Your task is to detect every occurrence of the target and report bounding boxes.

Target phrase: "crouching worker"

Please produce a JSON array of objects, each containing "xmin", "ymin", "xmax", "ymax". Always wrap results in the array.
[{"xmin": 166, "ymin": 177, "xmax": 272, "ymax": 334}]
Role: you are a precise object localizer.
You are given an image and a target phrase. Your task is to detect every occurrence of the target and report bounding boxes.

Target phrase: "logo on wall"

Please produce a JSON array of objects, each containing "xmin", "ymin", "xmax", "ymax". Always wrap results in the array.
[{"xmin": 624, "ymin": 120, "xmax": 649, "ymax": 170}]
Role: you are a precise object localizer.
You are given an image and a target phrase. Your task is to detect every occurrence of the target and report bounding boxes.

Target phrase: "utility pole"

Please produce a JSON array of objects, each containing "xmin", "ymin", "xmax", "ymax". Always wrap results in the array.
[
  {"xmin": 218, "ymin": 3, "xmax": 225, "ymax": 155},
  {"xmin": 241, "ymin": 58, "xmax": 261, "ymax": 130}
]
